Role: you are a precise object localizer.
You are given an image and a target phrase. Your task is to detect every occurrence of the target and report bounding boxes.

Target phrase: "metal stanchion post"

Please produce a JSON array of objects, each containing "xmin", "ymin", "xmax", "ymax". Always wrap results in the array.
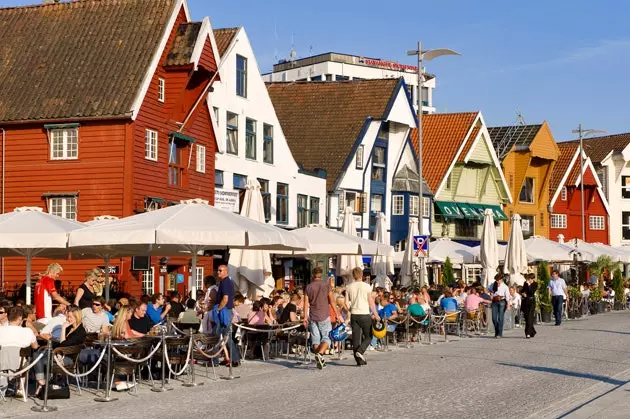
[
  {"xmin": 152, "ymin": 329, "xmax": 173, "ymax": 392},
  {"xmin": 31, "ymin": 340, "xmax": 57, "ymax": 413},
  {"xmin": 95, "ymin": 335, "xmax": 118, "ymax": 402},
  {"xmin": 405, "ymin": 315, "xmax": 414, "ymax": 348},
  {"xmin": 182, "ymin": 328, "xmax": 202, "ymax": 387},
  {"xmin": 221, "ymin": 325, "xmax": 240, "ymax": 380}
]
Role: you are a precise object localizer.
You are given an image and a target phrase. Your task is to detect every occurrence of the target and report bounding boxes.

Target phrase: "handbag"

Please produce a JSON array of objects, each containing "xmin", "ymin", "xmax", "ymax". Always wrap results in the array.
[{"xmin": 38, "ymin": 385, "xmax": 70, "ymax": 399}]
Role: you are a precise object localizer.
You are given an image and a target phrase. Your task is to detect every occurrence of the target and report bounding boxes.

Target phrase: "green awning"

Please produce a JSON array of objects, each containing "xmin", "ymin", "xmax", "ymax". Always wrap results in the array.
[
  {"xmin": 458, "ymin": 203, "xmax": 483, "ymax": 220},
  {"xmin": 483, "ymin": 204, "xmax": 508, "ymax": 221},
  {"xmin": 43, "ymin": 123, "xmax": 79, "ymax": 129},
  {"xmin": 467, "ymin": 203, "xmax": 487, "ymax": 220},
  {"xmin": 434, "ymin": 201, "xmax": 464, "ymax": 219},
  {"xmin": 169, "ymin": 132, "xmax": 196, "ymax": 143}
]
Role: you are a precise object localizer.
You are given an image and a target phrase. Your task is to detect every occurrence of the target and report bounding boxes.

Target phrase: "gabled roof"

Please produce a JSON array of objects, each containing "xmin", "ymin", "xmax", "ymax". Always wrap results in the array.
[
  {"xmin": 0, "ymin": 0, "xmax": 178, "ymax": 122},
  {"xmin": 562, "ymin": 133, "xmax": 630, "ymax": 163},
  {"xmin": 165, "ymin": 22, "xmax": 202, "ymax": 66},
  {"xmin": 392, "ymin": 164, "xmax": 432, "ymax": 195},
  {"xmin": 550, "ymin": 142, "xmax": 579, "ymax": 195},
  {"xmin": 267, "ymin": 78, "xmax": 401, "ymax": 191},
  {"xmin": 488, "ymin": 124, "xmax": 542, "ymax": 160},
  {"xmin": 213, "ymin": 27, "xmax": 240, "ymax": 57},
  {"xmin": 410, "ymin": 112, "xmax": 479, "ymax": 192}
]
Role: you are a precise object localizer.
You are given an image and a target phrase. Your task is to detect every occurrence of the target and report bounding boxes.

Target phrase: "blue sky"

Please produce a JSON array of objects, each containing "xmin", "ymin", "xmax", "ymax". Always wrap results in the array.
[{"xmin": 4, "ymin": 0, "xmax": 629, "ymax": 139}]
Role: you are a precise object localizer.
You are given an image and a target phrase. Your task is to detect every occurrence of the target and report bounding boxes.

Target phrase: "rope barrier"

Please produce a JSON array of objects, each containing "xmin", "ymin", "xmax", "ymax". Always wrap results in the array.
[
  {"xmin": 408, "ymin": 315, "xmax": 430, "ymax": 325},
  {"xmin": 52, "ymin": 347, "xmax": 107, "ymax": 378},
  {"xmin": 164, "ymin": 341, "xmax": 193, "ymax": 377},
  {"xmin": 170, "ymin": 323, "xmax": 192, "ymax": 336},
  {"xmin": 0, "ymin": 352, "xmax": 44, "ymax": 378},
  {"xmin": 235, "ymin": 323, "xmax": 302, "ymax": 333},
  {"xmin": 111, "ymin": 341, "xmax": 162, "ymax": 364},
  {"xmin": 193, "ymin": 338, "xmax": 227, "ymax": 360}
]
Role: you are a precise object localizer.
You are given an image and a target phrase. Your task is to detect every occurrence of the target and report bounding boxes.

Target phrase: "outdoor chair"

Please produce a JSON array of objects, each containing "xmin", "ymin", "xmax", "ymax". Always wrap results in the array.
[
  {"xmin": 109, "ymin": 345, "xmax": 146, "ymax": 395},
  {"xmin": 443, "ymin": 311, "xmax": 462, "ymax": 337},
  {"xmin": 464, "ymin": 307, "xmax": 484, "ymax": 336},
  {"xmin": 0, "ymin": 345, "xmax": 28, "ymax": 402},
  {"xmin": 192, "ymin": 334, "xmax": 221, "ymax": 380},
  {"xmin": 156, "ymin": 336, "xmax": 191, "ymax": 382},
  {"xmin": 51, "ymin": 344, "xmax": 83, "ymax": 395}
]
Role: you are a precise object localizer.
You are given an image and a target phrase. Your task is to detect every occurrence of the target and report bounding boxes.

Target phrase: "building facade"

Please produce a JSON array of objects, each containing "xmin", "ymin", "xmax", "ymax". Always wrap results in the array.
[
  {"xmin": 0, "ymin": 0, "xmax": 219, "ymax": 297},
  {"xmin": 262, "ymin": 52, "xmax": 436, "ymax": 114},
  {"xmin": 488, "ymin": 122, "xmax": 559, "ymax": 239},
  {"xmin": 549, "ymin": 142, "xmax": 609, "ymax": 244}
]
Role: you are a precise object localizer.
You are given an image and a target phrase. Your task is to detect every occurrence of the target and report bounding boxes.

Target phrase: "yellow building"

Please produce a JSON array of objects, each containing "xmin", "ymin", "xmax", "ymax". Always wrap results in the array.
[{"xmin": 488, "ymin": 122, "xmax": 559, "ymax": 239}]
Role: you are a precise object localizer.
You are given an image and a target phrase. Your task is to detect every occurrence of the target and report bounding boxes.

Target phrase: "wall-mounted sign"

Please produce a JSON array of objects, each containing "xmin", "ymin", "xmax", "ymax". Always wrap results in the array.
[
  {"xmin": 358, "ymin": 57, "xmax": 417, "ymax": 72},
  {"xmin": 214, "ymin": 188, "xmax": 240, "ymax": 213},
  {"xmin": 98, "ymin": 265, "xmax": 119, "ymax": 274}
]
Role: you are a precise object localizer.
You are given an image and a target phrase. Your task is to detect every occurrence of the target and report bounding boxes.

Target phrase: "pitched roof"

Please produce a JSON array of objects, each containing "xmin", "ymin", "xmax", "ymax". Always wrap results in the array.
[
  {"xmin": 487, "ymin": 124, "xmax": 543, "ymax": 161},
  {"xmin": 213, "ymin": 27, "xmax": 239, "ymax": 57},
  {"xmin": 410, "ymin": 112, "xmax": 479, "ymax": 192},
  {"xmin": 0, "ymin": 0, "xmax": 177, "ymax": 122},
  {"xmin": 456, "ymin": 125, "xmax": 481, "ymax": 163},
  {"xmin": 392, "ymin": 164, "xmax": 432, "ymax": 195},
  {"xmin": 562, "ymin": 133, "xmax": 630, "ymax": 163},
  {"xmin": 165, "ymin": 22, "xmax": 202, "ymax": 66},
  {"xmin": 549, "ymin": 142, "xmax": 578, "ymax": 195},
  {"xmin": 267, "ymin": 78, "xmax": 400, "ymax": 191}
]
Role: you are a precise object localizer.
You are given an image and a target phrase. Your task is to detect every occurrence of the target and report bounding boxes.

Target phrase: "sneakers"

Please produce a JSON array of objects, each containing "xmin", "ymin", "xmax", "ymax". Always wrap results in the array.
[
  {"xmin": 115, "ymin": 382, "xmax": 129, "ymax": 391},
  {"xmin": 315, "ymin": 353, "xmax": 326, "ymax": 370},
  {"xmin": 367, "ymin": 345, "xmax": 375, "ymax": 351},
  {"xmin": 355, "ymin": 351, "xmax": 367, "ymax": 365}
]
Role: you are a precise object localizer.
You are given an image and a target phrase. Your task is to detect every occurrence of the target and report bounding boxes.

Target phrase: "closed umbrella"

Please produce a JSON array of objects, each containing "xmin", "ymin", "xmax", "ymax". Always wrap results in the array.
[
  {"xmin": 336, "ymin": 207, "xmax": 364, "ymax": 283},
  {"xmin": 400, "ymin": 218, "xmax": 419, "ymax": 287},
  {"xmin": 372, "ymin": 212, "xmax": 394, "ymax": 290},
  {"xmin": 504, "ymin": 213, "xmax": 528, "ymax": 286},
  {"xmin": 480, "ymin": 208, "xmax": 499, "ymax": 288},
  {"xmin": 228, "ymin": 179, "xmax": 274, "ymax": 298}
]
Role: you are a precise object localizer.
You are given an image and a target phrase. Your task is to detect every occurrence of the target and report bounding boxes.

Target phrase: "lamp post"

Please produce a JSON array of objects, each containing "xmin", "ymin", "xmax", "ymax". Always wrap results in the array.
[
  {"xmin": 407, "ymin": 42, "xmax": 460, "ymax": 285},
  {"xmin": 571, "ymin": 124, "xmax": 606, "ymax": 242}
]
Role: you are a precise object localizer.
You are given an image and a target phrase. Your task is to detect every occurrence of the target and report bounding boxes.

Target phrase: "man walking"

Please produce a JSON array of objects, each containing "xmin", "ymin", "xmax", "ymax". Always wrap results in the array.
[
  {"xmin": 214, "ymin": 265, "xmax": 240, "ymax": 367},
  {"xmin": 490, "ymin": 274, "xmax": 511, "ymax": 338},
  {"xmin": 548, "ymin": 270, "xmax": 568, "ymax": 326},
  {"xmin": 303, "ymin": 267, "xmax": 340, "ymax": 369},
  {"xmin": 346, "ymin": 267, "xmax": 380, "ymax": 366}
]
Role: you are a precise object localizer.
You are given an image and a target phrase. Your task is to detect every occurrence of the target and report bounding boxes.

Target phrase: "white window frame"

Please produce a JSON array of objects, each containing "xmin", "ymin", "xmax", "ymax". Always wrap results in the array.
[
  {"xmin": 392, "ymin": 195, "xmax": 404, "ymax": 215},
  {"xmin": 519, "ymin": 177, "xmax": 535, "ymax": 204},
  {"xmin": 410, "ymin": 196, "xmax": 419, "ymax": 217},
  {"xmin": 145, "ymin": 129, "xmax": 158, "ymax": 161},
  {"xmin": 551, "ymin": 214, "xmax": 567, "ymax": 229},
  {"xmin": 196, "ymin": 144, "xmax": 206, "ymax": 173},
  {"xmin": 142, "ymin": 267, "xmax": 155, "ymax": 296},
  {"xmin": 422, "ymin": 197, "xmax": 431, "ymax": 218},
  {"xmin": 560, "ymin": 186, "xmax": 567, "ymax": 201},
  {"xmin": 465, "ymin": 266, "xmax": 482, "ymax": 282},
  {"xmin": 195, "ymin": 267, "xmax": 204, "ymax": 291},
  {"xmin": 356, "ymin": 145, "xmax": 364, "ymax": 169},
  {"xmin": 589, "ymin": 215, "xmax": 605, "ymax": 230},
  {"xmin": 158, "ymin": 78, "xmax": 165, "ymax": 103},
  {"xmin": 50, "ymin": 128, "xmax": 78, "ymax": 160},
  {"xmin": 48, "ymin": 196, "xmax": 77, "ymax": 221},
  {"xmin": 345, "ymin": 191, "xmax": 357, "ymax": 212}
]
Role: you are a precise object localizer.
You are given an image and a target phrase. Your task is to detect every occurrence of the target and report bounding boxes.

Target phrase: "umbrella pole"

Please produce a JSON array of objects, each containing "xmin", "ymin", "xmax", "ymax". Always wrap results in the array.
[
  {"xmin": 190, "ymin": 250, "xmax": 197, "ymax": 298},
  {"xmin": 25, "ymin": 253, "xmax": 32, "ymax": 305},
  {"xmin": 104, "ymin": 256, "xmax": 110, "ymax": 302}
]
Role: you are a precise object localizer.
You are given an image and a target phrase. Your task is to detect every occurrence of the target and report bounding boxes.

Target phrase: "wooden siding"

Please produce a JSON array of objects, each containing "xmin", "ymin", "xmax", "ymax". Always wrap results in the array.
[
  {"xmin": 550, "ymin": 185, "xmax": 609, "ymax": 244},
  {"xmin": 197, "ymin": 37, "xmax": 217, "ymax": 72},
  {"xmin": 530, "ymin": 122, "xmax": 559, "ymax": 161},
  {"xmin": 467, "ymin": 134, "xmax": 493, "ymax": 164}
]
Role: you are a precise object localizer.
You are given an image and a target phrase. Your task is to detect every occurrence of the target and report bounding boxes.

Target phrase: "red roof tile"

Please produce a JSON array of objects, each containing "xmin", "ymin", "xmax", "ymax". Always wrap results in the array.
[
  {"xmin": 213, "ymin": 27, "xmax": 239, "ymax": 57},
  {"xmin": 561, "ymin": 133, "xmax": 630, "ymax": 163},
  {"xmin": 550, "ymin": 142, "xmax": 578, "ymax": 196},
  {"xmin": 165, "ymin": 22, "xmax": 202, "ymax": 67}
]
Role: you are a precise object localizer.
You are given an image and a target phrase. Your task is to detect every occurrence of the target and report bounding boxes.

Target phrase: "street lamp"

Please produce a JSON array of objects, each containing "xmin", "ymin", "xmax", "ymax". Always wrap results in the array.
[
  {"xmin": 571, "ymin": 124, "xmax": 606, "ymax": 242},
  {"xmin": 407, "ymin": 42, "xmax": 460, "ymax": 286}
]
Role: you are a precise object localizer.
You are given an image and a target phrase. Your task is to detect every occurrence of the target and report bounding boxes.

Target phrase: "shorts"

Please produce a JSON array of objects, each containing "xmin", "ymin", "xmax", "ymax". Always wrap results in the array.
[{"xmin": 309, "ymin": 318, "xmax": 332, "ymax": 346}]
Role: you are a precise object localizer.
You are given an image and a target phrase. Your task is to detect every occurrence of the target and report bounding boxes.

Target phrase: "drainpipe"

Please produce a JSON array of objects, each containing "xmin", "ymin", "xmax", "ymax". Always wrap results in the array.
[{"xmin": 1, "ymin": 128, "xmax": 4, "ymax": 292}]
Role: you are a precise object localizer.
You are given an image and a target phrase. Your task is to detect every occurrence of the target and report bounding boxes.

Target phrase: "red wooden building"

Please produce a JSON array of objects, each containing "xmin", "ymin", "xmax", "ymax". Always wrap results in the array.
[
  {"xmin": 549, "ymin": 142, "xmax": 610, "ymax": 244},
  {"xmin": 0, "ymin": 0, "xmax": 219, "ymax": 298}
]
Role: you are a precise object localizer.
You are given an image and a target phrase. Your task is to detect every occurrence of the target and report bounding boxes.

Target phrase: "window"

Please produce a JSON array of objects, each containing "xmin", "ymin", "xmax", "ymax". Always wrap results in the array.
[
  {"xmin": 325, "ymin": 74, "xmax": 333, "ymax": 81},
  {"xmin": 551, "ymin": 214, "xmax": 567, "ymax": 229},
  {"xmin": 195, "ymin": 267, "xmax": 204, "ymax": 291},
  {"xmin": 50, "ymin": 128, "xmax": 78, "ymax": 160},
  {"xmin": 49, "ymin": 197, "xmax": 77, "ymax": 220},
  {"xmin": 355, "ymin": 145, "xmax": 364, "ymax": 169},
  {"xmin": 410, "ymin": 196, "xmax": 419, "ymax": 217},
  {"xmin": 335, "ymin": 75, "xmax": 349, "ymax": 81},
  {"xmin": 589, "ymin": 215, "xmax": 605, "ymax": 230},
  {"xmin": 309, "ymin": 197, "xmax": 320, "ymax": 224},
  {"xmin": 226, "ymin": 112, "xmax": 238, "ymax": 155},
  {"xmin": 168, "ymin": 139, "xmax": 185, "ymax": 187},
  {"xmin": 311, "ymin": 75, "xmax": 322, "ymax": 81},
  {"xmin": 245, "ymin": 118, "xmax": 256, "ymax": 160},
  {"xmin": 196, "ymin": 144, "xmax": 206, "ymax": 173},
  {"xmin": 236, "ymin": 55, "xmax": 247, "ymax": 97},
  {"xmin": 561, "ymin": 186, "xmax": 567, "ymax": 201},
  {"xmin": 465, "ymin": 266, "xmax": 482, "ymax": 283},
  {"xmin": 258, "ymin": 179, "xmax": 271, "ymax": 222},
  {"xmin": 145, "ymin": 129, "xmax": 158, "ymax": 161},
  {"xmin": 158, "ymin": 78, "xmax": 165, "ymax": 102},
  {"xmin": 622, "ymin": 176, "xmax": 630, "ymax": 199},
  {"xmin": 623, "ymin": 212, "xmax": 630, "ymax": 240},
  {"xmin": 263, "ymin": 124, "xmax": 273, "ymax": 164},
  {"xmin": 215, "ymin": 170, "xmax": 224, "ymax": 187},
  {"xmin": 297, "ymin": 194, "xmax": 308, "ymax": 227},
  {"xmin": 521, "ymin": 214, "xmax": 535, "ymax": 239},
  {"xmin": 370, "ymin": 194, "xmax": 383, "ymax": 213},
  {"xmin": 519, "ymin": 177, "xmax": 535, "ymax": 203},
  {"xmin": 446, "ymin": 174, "xmax": 452, "ymax": 190},
  {"xmin": 372, "ymin": 146, "xmax": 386, "ymax": 181},
  {"xmin": 213, "ymin": 107, "xmax": 219, "ymax": 123},
  {"xmin": 233, "ymin": 173, "xmax": 247, "ymax": 190},
  {"xmin": 277, "ymin": 183, "xmax": 289, "ymax": 224},
  {"xmin": 455, "ymin": 221, "xmax": 476, "ymax": 238},
  {"xmin": 142, "ymin": 267, "xmax": 155, "ymax": 296},
  {"xmin": 422, "ymin": 197, "xmax": 431, "ymax": 218},
  {"xmin": 377, "ymin": 121, "xmax": 389, "ymax": 140},
  {"xmin": 345, "ymin": 191, "xmax": 356, "ymax": 212},
  {"xmin": 392, "ymin": 195, "xmax": 404, "ymax": 215}
]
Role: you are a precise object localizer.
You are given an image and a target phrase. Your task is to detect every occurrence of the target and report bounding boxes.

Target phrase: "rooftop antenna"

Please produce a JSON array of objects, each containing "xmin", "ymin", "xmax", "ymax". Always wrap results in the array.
[
  {"xmin": 516, "ymin": 109, "xmax": 526, "ymax": 125},
  {"xmin": 273, "ymin": 18, "xmax": 279, "ymax": 63},
  {"xmin": 289, "ymin": 32, "xmax": 296, "ymax": 65}
]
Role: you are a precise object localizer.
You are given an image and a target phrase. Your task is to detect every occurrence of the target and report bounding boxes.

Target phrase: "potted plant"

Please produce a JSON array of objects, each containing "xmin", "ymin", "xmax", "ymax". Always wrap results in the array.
[
  {"xmin": 442, "ymin": 256, "xmax": 454, "ymax": 286},
  {"xmin": 567, "ymin": 286, "xmax": 582, "ymax": 319},
  {"xmin": 612, "ymin": 268, "xmax": 625, "ymax": 310},
  {"xmin": 537, "ymin": 262, "xmax": 552, "ymax": 323},
  {"xmin": 589, "ymin": 287, "xmax": 602, "ymax": 314}
]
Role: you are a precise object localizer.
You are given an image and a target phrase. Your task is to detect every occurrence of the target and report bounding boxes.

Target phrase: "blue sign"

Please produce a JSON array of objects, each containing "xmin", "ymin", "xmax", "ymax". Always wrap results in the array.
[
  {"xmin": 413, "ymin": 235, "xmax": 428, "ymax": 256},
  {"xmin": 176, "ymin": 274, "xmax": 185, "ymax": 284}
]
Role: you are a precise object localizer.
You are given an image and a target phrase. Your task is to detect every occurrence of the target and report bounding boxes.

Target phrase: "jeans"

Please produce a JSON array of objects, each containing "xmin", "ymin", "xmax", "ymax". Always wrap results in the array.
[
  {"xmin": 309, "ymin": 318, "xmax": 332, "ymax": 346},
  {"xmin": 34, "ymin": 347, "xmax": 72, "ymax": 382},
  {"xmin": 213, "ymin": 310, "xmax": 241, "ymax": 363},
  {"xmin": 552, "ymin": 295, "xmax": 564, "ymax": 325},
  {"xmin": 351, "ymin": 314, "xmax": 372, "ymax": 355},
  {"xmin": 492, "ymin": 300, "xmax": 506, "ymax": 337},
  {"xmin": 522, "ymin": 298, "xmax": 536, "ymax": 337}
]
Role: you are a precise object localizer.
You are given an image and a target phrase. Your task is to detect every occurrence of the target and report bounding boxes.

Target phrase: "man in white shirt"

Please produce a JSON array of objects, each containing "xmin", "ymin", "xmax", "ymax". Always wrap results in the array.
[
  {"xmin": 0, "ymin": 307, "xmax": 38, "ymax": 349},
  {"xmin": 548, "ymin": 270, "xmax": 568, "ymax": 326},
  {"xmin": 346, "ymin": 267, "xmax": 380, "ymax": 366},
  {"xmin": 39, "ymin": 305, "xmax": 67, "ymax": 341},
  {"xmin": 81, "ymin": 297, "xmax": 111, "ymax": 334},
  {"xmin": 490, "ymin": 275, "xmax": 511, "ymax": 338}
]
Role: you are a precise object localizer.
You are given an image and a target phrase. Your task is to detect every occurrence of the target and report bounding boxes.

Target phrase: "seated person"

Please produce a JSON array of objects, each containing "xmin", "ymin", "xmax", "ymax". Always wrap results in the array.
[
  {"xmin": 81, "ymin": 297, "xmax": 111, "ymax": 334},
  {"xmin": 247, "ymin": 300, "xmax": 266, "ymax": 325},
  {"xmin": 440, "ymin": 289, "xmax": 459, "ymax": 321},
  {"xmin": 111, "ymin": 305, "xmax": 133, "ymax": 340},
  {"xmin": 278, "ymin": 293, "xmax": 299, "ymax": 324},
  {"xmin": 0, "ymin": 307, "xmax": 38, "ymax": 349},
  {"xmin": 39, "ymin": 305, "xmax": 67, "ymax": 341},
  {"xmin": 233, "ymin": 294, "xmax": 251, "ymax": 323},
  {"xmin": 168, "ymin": 292, "xmax": 185, "ymax": 319},
  {"xmin": 464, "ymin": 287, "xmax": 491, "ymax": 318},
  {"xmin": 128, "ymin": 302, "xmax": 152, "ymax": 337},
  {"xmin": 177, "ymin": 299, "xmax": 201, "ymax": 325},
  {"xmin": 146, "ymin": 293, "xmax": 171, "ymax": 325}
]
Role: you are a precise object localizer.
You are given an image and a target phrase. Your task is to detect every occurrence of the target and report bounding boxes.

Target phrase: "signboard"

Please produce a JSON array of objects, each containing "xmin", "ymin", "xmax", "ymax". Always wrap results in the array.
[
  {"xmin": 176, "ymin": 273, "xmax": 185, "ymax": 284},
  {"xmin": 214, "ymin": 188, "xmax": 240, "ymax": 213},
  {"xmin": 97, "ymin": 265, "xmax": 119, "ymax": 275},
  {"xmin": 413, "ymin": 235, "xmax": 429, "ymax": 257},
  {"xmin": 358, "ymin": 57, "xmax": 418, "ymax": 72}
]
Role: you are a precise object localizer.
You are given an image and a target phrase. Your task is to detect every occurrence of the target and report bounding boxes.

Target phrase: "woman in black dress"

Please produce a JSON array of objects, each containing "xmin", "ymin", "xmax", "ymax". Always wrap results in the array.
[
  {"xmin": 74, "ymin": 271, "xmax": 96, "ymax": 309},
  {"xmin": 520, "ymin": 273, "xmax": 537, "ymax": 338}
]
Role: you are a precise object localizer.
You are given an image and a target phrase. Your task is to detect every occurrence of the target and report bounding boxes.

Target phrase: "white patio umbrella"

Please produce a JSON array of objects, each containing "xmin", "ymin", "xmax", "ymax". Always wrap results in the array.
[
  {"xmin": 372, "ymin": 212, "xmax": 394, "ymax": 290},
  {"xmin": 336, "ymin": 207, "xmax": 365, "ymax": 283},
  {"xmin": 0, "ymin": 207, "xmax": 84, "ymax": 304},
  {"xmin": 228, "ymin": 179, "xmax": 274, "ymax": 298},
  {"xmin": 279, "ymin": 225, "xmax": 392, "ymax": 256},
  {"xmin": 400, "ymin": 218, "xmax": 419, "ymax": 287},
  {"xmin": 480, "ymin": 208, "xmax": 499, "ymax": 288},
  {"xmin": 428, "ymin": 238, "xmax": 477, "ymax": 264},
  {"xmin": 569, "ymin": 239, "xmax": 627, "ymax": 263},
  {"xmin": 69, "ymin": 199, "xmax": 305, "ymax": 297},
  {"xmin": 504, "ymin": 213, "xmax": 528, "ymax": 286},
  {"xmin": 524, "ymin": 236, "xmax": 595, "ymax": 263}
]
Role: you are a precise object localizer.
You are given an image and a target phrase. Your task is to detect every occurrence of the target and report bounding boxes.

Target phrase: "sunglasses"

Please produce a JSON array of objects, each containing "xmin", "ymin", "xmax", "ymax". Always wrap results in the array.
[
  {"xmin": 0, "ymin": 311, "xmax": 5, "ymax": 314},
  {"xmin": 92, "ymin": 303, "xmax": 102, "ymax": 307}
]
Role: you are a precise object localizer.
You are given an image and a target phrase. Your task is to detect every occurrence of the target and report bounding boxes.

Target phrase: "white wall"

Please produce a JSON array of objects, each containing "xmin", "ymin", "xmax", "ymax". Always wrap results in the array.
[
  {"xmin": 601, "ymin": 154, "xmax": 630, "ymax": 245},
  {"xmin": 209, "ymin": 28, "xmax": 326, "ymax": 228}
]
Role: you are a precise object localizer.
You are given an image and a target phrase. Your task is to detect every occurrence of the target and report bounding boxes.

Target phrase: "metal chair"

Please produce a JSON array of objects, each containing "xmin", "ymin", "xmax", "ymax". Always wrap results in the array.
[
  {"xmin": 192, "ymin": 334, "xmax": 221, "ymax": 380},
  {"xmin": 51, "ymin": 344, "xmax": 83, "ymax": 395}
]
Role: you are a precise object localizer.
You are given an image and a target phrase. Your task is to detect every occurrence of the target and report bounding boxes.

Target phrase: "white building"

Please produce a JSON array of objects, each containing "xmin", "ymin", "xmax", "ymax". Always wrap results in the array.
[
  {"xmin": 262, "ymin": 52, "xmax": 436, "ymax": 114},
  {"xmin": 209, "ymin": 27, "xmax": 326, "ymax": 230}
]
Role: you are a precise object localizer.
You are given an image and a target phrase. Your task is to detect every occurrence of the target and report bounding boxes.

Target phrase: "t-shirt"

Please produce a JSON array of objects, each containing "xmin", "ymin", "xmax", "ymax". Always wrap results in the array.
[
  {"xmin": 278, "ymin": 303, "xmax": 297, "ymax": 324},
  {"xmin": 146, "ymin": 304, "xmax": 164, "ymax": 324},
  {"xmin": 305, "ymin": 280, "xmax": 331, "ymax": 322},
  {"xmin": 178, "ymin": 309, "xmax": 201, "ymax": 325},
  {"xmin": 35, "ymin": 275, "xmax": 57, "ymax": 319},
  {"xmin": 378, "ymin": 303, "xmax": 397, "ymax": 320},
  {"xmin": 40, "ymin": 314, "xmax": 67, "ymax": 341},
  {"xmin": 247, "ymin": 310, "xmax": 265, "ymax": 325},
  {"xmin": 440, "ymin": 297, "xmax": 458, "ymax": 312},
  {"xmin": 81, "ymin": 308, "xmax": 110, "ymax": 333},
  {"xmin": 408, "ymin": 304, "xmax": 425, "ymax": 317},
  {"xmin": 465, "ymin": 294, "xmax": 484, "ymax": 312},
  {"xmin": 77, "ymin": 284, "xmax": 94, "ymax": 309},
  {"xmin": 216, "ymin": 278, "xmax": 235, "ymax": 309},
  {"xmin": 346, "ymin": 281, "xmax": 372, "ymax": 315},
  {"xmin": 0, "ymin": 325, "xmax": 36, "ymax": 348},
  {"xmin": 129, "ymin": 314, "xmax": 152, "ymax": 335}
]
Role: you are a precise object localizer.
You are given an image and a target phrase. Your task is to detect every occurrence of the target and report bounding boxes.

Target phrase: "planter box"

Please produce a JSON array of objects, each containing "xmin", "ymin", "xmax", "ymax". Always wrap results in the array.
[
  {"xmin": 541, "ymin": 311, "xmax": 552, "ymax": 323},
  {"xmin": 614, "ymin": 301, "xmax": 625, "ymax": 311},
  {"xmin": 568, "ymin": 309, "xmax": 581, "ymax": 319},
  {"xmin": 589, "ymin": 301, "xmax": 599, "ymax": 315},
  {"xmin": 598, "ymin": 301, "xmax": 607, "ymax": 313}
]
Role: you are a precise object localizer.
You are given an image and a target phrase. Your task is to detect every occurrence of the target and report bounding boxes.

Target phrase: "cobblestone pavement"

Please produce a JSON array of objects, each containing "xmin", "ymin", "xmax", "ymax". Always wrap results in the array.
[{"xmin": 4, "ymin": 311, "xmax": 630, "ymax": 419}]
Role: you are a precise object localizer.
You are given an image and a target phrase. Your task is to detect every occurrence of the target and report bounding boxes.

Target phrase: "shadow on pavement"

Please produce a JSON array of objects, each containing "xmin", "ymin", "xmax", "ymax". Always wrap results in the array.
[
  {"xmin": 496, "ymin": 362, "xmax": 626, "ymax": 386},
  {"xmin": 566, "ymin": 328, "xmax": 630, "ymax": 336}
]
